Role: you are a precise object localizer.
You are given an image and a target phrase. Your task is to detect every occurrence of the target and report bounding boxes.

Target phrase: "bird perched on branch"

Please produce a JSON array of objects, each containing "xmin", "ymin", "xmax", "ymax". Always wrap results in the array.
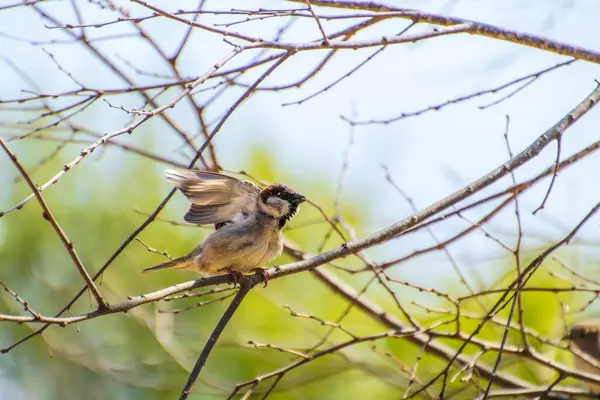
[
  {"xmin": 143, "ymin": 169, "xmax": 306, "ymax": 284},
  {"xmin": 564, "ymin": 321, "xmax": 600, "ymax": 393}
]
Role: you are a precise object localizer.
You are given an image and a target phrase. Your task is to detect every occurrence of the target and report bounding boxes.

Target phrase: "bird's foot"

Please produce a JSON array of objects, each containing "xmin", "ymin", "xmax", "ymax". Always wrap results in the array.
[
  {"xmin": 250, "ymin": 267, "xmax": 270, "ymax": 288},
  {"xmin": 227, "ymin": 269, "xmax": 244, "ymax": 288}
]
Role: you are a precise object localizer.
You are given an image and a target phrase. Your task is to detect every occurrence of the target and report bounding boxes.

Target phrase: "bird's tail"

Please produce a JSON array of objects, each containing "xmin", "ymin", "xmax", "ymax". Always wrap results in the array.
[{"xmin": 142, "ymin": 256, "xmax": 194, "ymax": 273}]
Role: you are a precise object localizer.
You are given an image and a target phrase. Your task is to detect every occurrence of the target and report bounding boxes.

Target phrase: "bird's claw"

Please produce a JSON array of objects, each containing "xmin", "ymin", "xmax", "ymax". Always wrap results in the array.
[
  {"xmin": 227, "ymin": 269, "xmax": 244, "ymax": 288},
  {"xmin": 251, "ymin": 268, "xmax": 270, "ymax": 288}
]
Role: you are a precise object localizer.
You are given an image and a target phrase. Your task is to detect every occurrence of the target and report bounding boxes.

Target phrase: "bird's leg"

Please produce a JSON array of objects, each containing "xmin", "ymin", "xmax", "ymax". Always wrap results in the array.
[
  {"xmin": 250, "ymin": 267, "xmax": 270, "ymax": 288},
  {"xmin": 226, "ymin": 268, "xmax": 244, "ymax": 288}
]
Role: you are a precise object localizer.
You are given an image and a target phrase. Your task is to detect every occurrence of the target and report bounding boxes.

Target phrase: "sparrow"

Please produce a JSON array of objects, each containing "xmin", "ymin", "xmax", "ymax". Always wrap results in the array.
[
  {"xmin": 143, "ymin": 168, "xmax": 306, "ymax": 284},
  {"xmin": 564, "ymin": 321, "xmax": 600, "ymax": 393}
]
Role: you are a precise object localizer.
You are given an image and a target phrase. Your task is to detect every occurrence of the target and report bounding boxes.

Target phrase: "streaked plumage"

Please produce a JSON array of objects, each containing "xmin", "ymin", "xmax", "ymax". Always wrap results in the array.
[
  {"xmin": 143, "ymin": 169, "xmax": 305, "ymax": 280},
  {"xmin": 565, "ymin": 321, "xmax": 600, "ymax": 393},
  {"xmin": 164, "ymin": 169, "xmax": 261, "ymax": 226}
]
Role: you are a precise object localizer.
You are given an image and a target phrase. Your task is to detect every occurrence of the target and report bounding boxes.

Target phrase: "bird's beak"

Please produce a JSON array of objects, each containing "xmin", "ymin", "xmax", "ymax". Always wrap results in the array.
[
  {"xmin": 291, "ymin": 194, "xmax": 306, "ymax": 204},
  {"xmin": 562, "ymin": 330, "xmax": 571, "ymax": 341}
]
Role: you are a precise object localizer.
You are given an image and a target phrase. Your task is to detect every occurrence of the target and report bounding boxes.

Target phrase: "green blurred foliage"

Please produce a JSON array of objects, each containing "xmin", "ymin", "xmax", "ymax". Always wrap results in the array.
[
  {"xmin": 0, "ymin": 141, "xmax": 590, "ymax": 399},
  {"xmin": 0, "ymin": 141, "xmax": 390, "ymax": 400}
]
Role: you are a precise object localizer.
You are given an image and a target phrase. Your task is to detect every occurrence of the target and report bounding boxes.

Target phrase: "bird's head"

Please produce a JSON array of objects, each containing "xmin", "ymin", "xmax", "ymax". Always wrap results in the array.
[{"xmin": 258, "ymin": 184, "xmax": 306, "ymax": 226}]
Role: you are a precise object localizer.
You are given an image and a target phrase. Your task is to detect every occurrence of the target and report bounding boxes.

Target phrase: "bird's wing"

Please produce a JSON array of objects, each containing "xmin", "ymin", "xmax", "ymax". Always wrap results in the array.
[{"xmin": 165, "ymin": 168, "xmax": 261, "ymax": 225}]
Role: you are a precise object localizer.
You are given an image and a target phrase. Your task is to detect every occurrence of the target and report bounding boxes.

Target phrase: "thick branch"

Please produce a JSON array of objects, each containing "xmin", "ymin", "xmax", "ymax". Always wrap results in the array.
[{"xmin": 299, "ymin": 0, "xmax": 600, "ymax": 64}]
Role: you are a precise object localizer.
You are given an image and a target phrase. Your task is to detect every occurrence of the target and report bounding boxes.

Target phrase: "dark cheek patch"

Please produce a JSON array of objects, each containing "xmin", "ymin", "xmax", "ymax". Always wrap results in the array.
[{"xmin": 278, "ymin": 204, "xmax": 298, "ymax": 229}]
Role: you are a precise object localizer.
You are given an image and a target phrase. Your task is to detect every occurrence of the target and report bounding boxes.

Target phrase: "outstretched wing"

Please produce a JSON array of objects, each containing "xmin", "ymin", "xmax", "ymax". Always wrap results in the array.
[{"xmin": 165, "ymin": 169, "xmax": 261, "ymax": 225}]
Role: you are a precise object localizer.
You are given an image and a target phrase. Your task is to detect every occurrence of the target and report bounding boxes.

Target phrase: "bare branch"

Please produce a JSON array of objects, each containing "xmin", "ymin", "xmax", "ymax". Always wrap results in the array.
[{"xmin": 0, "ymin": 137, "xmax": 108, "ymax": 310}]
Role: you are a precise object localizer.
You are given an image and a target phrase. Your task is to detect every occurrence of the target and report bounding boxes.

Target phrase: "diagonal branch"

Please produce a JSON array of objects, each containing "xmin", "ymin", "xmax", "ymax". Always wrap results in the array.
[
  {"xmin": 298, "ymin": 0, "xmax": 600, "ymax": 64},
  {"xmin": 1, "ymin": 46, "xmax": 244, "ymax": 218},
  {"xmin": 3, "ymin": 83, "xmax": 599, "ymax": 346},
  {"xmin": 0, "ymin": 137, "xmax": 109, "ymax": 310},
  {"xmin": 263, "ymin": 83, "xmax": 600, "ymax": 280},
  {"xmin": 1, "ymin": 51, "xmax": 293, "ymax": 352},
  {"xmin": 179, "ymin": 279, "xmax": 253, "ymax": 400},
  {"xmin": 304, "ymin": 0, "xmax": 331, "ymax": 44}
]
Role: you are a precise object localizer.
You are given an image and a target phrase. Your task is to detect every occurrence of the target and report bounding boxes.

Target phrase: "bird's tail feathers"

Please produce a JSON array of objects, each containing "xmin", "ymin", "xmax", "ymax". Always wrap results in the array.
[{"xmin": 142, "ymin": 256, "xmax": 194, "ymax": 273}]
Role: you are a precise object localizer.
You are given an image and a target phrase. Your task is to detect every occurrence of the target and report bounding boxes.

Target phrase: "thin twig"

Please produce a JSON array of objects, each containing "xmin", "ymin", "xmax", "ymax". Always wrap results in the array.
[{"xmin": 303, "ymin": 0, "xmax": 330, "ymax": 44}]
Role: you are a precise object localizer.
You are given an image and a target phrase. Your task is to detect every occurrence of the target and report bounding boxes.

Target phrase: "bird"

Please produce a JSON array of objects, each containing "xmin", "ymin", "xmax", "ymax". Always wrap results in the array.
[
  {"xmin": 564, "ymin": 321, "xmax": 600, "ymax": 393},
  {"xmin": 142, "ymin": 168, "xmax": 306, "ymax": 285}
]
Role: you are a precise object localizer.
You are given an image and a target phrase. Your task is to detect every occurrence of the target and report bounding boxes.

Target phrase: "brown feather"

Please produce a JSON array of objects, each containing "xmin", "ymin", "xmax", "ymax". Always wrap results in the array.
[
  {"xmin": 142, "ymin": 256, "xmax": 193, "ymax": 272},
  {"xmin": 165, "ymin": 168, "xmax": 260, "ymax": 225}
]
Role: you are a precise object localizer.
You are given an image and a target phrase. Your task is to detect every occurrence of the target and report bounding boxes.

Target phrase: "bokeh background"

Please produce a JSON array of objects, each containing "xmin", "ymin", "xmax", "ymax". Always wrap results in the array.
[{"xmin": 2, "ymin": 0, "xmax": 600, "ymax": 399}]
